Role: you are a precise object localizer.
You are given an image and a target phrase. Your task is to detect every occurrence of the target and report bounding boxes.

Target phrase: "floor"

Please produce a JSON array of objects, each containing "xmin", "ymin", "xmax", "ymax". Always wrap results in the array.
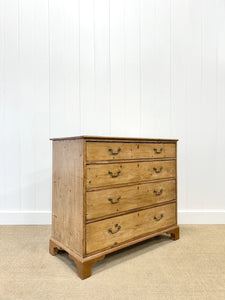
[{"xmin": 0, "ymin": 225, "xmax": 225, "ymax": 300}]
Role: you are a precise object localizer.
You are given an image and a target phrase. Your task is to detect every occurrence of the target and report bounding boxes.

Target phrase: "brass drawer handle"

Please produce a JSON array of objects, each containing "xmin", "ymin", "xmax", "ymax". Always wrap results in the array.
[
  {"xmin": 108, "ymin": 170, "xmax": 121, "ymax": 178},
  {"xmin": 154, "ymin": 147, "xmax": 163, "ymax": 154},
  {"xmin": 153, "ymin": 188, "xmax": 163, "ymax": 196},
  {"xmin": 108, "ymin": 224, "xmax": 121, "ymax": 234},
  {"xmin": 108, "ymin": 196, "xmax": 121, "ymax": 204},
  {"xmin": 153, "ymin": 167, "xmax": 163, "ymax": 174},
  {"xmin": 154, "ymin": 214, "xmax": 164, "ymax": 221},
  {"xmin": 108, "ymin": 147, "xmax": 121, "ymax": 155}
]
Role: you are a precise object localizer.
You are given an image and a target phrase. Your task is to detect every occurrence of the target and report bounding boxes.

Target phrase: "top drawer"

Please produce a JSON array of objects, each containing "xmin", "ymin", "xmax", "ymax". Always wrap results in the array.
[{"xmin": 86, "ymin": 142, "xmax": 176, "ymax": 162}]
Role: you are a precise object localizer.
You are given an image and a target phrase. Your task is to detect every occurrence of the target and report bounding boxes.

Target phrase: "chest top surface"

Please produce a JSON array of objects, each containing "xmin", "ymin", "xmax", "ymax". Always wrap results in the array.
[{"xmin": 50, "ymin": 135, "xmax": 178, "ymax": 142}]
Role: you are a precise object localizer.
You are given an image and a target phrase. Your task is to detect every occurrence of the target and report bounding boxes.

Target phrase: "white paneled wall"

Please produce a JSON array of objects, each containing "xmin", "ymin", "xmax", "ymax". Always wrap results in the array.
[{"xmin": 0, "ymin": 0, "xmax": 225, "ymax": 224}]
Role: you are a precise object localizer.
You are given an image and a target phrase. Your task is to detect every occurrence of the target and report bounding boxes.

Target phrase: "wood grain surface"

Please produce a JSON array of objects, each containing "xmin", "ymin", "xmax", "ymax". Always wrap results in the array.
[
  {"xmin": 86, "ymin": 202, "xmax": 176, "ymax": 254},
  {"xmin": 52, "ymin": 139, "xmax": 84, "ymax": 255},
  {"xmin": 86, "ymin": 179, "xmax": 176, "ymax": 220},
  {"xmin": 86, "ymin": 141, "xmax": 176, "ymax": 162},
  {"xmin": 86, "ymin": 160, "xmax": 176, "ymax": 189}
]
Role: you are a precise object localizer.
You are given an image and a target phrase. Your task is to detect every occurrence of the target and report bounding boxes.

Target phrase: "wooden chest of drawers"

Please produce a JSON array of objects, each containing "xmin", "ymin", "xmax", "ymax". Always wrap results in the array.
[{"xmin": 49, "ymin": 136, "xmax": 179, "ymax": 279}]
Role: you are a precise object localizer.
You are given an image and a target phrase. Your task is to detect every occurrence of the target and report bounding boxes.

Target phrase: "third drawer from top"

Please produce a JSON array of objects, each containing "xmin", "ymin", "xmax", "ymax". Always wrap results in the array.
[{"xmin": 86, "ymin": 179, "xmax": 176, "ymax": 220}]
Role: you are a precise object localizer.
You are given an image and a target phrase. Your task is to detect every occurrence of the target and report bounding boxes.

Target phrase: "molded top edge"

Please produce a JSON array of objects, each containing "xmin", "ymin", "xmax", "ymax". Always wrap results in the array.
[{"xmin": 50, "ymin": 135, "xmax": 178, "ymax": 142}]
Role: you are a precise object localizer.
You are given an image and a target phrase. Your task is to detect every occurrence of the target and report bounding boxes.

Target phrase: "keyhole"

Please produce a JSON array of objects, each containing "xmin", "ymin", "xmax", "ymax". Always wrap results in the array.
[{"xmin": 137, "ymin": 144, "xmax": 139, "ymax": 149}]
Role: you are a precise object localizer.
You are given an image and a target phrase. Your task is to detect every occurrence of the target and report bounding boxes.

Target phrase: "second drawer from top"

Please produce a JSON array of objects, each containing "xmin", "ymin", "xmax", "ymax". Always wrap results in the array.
[{"xmin": 86, "ymin": 160, "xmax": 176, "ymax": 189}]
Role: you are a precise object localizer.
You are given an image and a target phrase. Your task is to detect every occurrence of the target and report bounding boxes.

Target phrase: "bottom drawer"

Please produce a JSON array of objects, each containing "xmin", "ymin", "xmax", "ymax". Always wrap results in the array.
[{"xmin": 86, "ymin": 202, "xmax": 176, "ymax": 254}]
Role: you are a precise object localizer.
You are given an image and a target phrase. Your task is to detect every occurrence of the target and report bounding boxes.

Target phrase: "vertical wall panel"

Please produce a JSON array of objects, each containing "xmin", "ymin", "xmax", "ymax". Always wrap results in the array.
[
  {"xmin": 0, "ymin": 0, "xmax": 6, "ymax": 210},
  {"xmin": 20, "ymin": 0, "xmax": 50, "ymax": 211},
  {"xmin": 63, "ymin": 0, "xmax": 80, "ymax": 137},
  {"xmin": 80, "ymin": 0, "xmax": 95, "ymax": 135},
  {"xmin": 0, "ymin": 0, "xmax": 21, "ymax": 210},
  {"xmin": 185, "ymin": 0, "xmax": 204, "ymax": 210},
  {"xmin": 20, "ymin": 0, "xmax": 36, "ymax": 210},
  {"xmin": 170, "ymin": 0, "xmax": 189, "ymax": 210},
  {"xmin": 49, "ymin": 0, "xmax": 80, "ymax": 138},
  {"xmin": 49, "ymin": 0, "xmax": 65, "ymax": 137},
  {"xmin": 216, "ymin": 0, "xmax": 225, "ymax": 210},
  {"xmin": 153, "ymin": 0, "xmax": 171, "ymax": 137},
  {"xmin": 200, "ymin": 0, "xmax": 218, "ymax": 209},
  {"xmin": 124, "ymin": 0, "xmax": 141, "ymax": 137},
  {"xmin": 32, "ymin": 0, "xmax": 50, "ymax": 211},
  {"xmin": 184, "ymin": 0, "xmax": 218, "ymax": 211},
  {"xmin": 140, "ymin": 0, "xmax": 155, "ymax": 137},
  {"xmin": 94, "ymin": 0, "xmax": 111, "ymax": 135},
  {"xmin": 141, "ymin": 0, "xmax": 171, "ymax": 138},
  {"xmin": 0, "ymin": 0, "xmax": 4, "ymax": 209},
  {"xmin": 110, "ymin": 0, "xmax": 126, "ymax": 136}
]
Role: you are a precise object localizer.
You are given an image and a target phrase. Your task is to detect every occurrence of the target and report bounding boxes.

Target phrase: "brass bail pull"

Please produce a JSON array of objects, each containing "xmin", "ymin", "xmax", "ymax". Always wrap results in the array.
[
  {"xmin": 154, "ymin": 214, "xmax": 164, "ymax": 221},
  {"xmin": 153, "ymin": 167, "xmax": 163, "ymax": 174},
  {"xmin": 154, "ymin": 147, "xmax": 163, "ymax": 154},
  {"xmin": 108, "ymin": 196, "xmax": 121, "ymax": 204},
  {"xmin": 108, "ymin": 224, "xmax": 121, "ymax": 234},
  {"xmin": 108, "ymin": 170, "xmax": 121, "ymax": 178},
  {"xmin": 108, "ymin": 147, "xmax": 121, "ymax": 155},
  {"xmin": 153, "ymin": 188, "xmax": 163, "ymax": 196}
]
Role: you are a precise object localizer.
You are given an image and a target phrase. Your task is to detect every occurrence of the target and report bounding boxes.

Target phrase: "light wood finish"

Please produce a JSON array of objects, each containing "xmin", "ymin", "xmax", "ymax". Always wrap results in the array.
[
  {"xmin": 49, "ymin": 238, "xmax": 105, "ymax": 280},
  {"xmin": 51, "ymin": 139, "xmax": 83, "ymax": 256},
  {"xmin": 69, "ymin": 254, "xmax": 105, "ymax": 280},
  {"xmin": 86, "ymin": 179, "xmax": 176, "ymax": 220},
  {"xmin": 167, "ymin": 226, "xmax": 179, "ymax": 240},
  {"xmin": 86, "ymin": 142, "xmax": 176, "ymax": 162},
  {"xmin": 86, "ymin": 202, "xmax": 176, "ymax": 254},
  {"xmin": 50, "ymin": 136, "xmax": 179, "ymax": 279},
  {"xmin": 86, "ymin": 160, "xmax": 175, "ymax": 189},
  {"xmin": 50, "ymin": 135, "xmax": 178, "ymax": 142},
  {"xmin": 49, "ymin": 222, "xmax": 180, "ymax": 280}
]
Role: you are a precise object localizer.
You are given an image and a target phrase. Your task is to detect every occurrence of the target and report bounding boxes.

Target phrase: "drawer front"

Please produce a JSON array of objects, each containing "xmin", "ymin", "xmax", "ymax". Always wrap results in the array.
[
  {"xmin": 86, "ymin": 202, "xmax": 176, "ymax": 254},
  {"xmin": 86, "ymin": 180, "xmax": 176, "ymax": 220},
  {"xmin": 86, "ymin": 160, "xmax": 176, "ymax": 189},
  {"xmin": 86, "ymin": 142, "xmax": 176, "ymax": 162}
]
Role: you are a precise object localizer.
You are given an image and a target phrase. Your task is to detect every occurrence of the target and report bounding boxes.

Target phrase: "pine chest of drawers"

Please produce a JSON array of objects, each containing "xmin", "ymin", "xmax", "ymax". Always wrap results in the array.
[{"xmin": 49, "ymin": 136, "xmax": 179, "ymax": 279}]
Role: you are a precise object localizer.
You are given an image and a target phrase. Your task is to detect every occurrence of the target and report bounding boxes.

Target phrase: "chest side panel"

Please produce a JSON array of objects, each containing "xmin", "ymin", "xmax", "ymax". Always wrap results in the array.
[{"xmin": 52, "ymin": 139, "xmax": 84, "ymax": 256}]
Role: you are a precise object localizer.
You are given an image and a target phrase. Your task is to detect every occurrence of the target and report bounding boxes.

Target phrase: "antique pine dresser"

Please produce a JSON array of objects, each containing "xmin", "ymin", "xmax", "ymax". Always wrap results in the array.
[{"xmin": 49, "ymin": 136, "xmax": 179, "ymax": 279}]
